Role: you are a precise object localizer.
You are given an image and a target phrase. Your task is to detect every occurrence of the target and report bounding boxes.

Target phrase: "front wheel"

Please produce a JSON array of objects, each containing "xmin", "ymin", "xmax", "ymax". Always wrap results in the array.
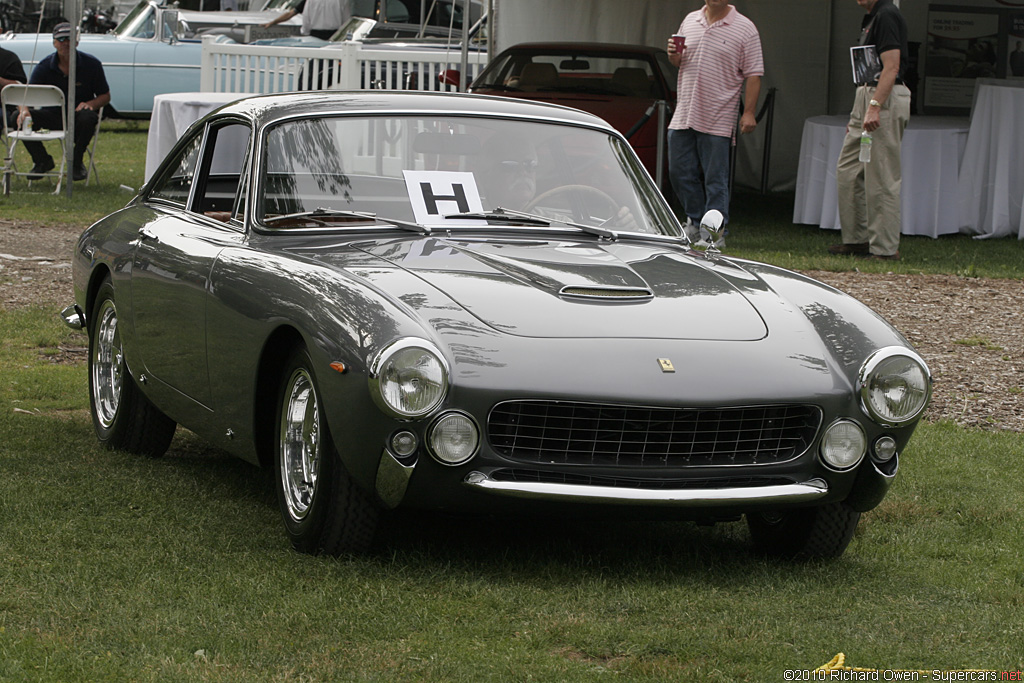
[
  {"xmin": 275, "ymin": 346, "xmax": 378, "ymax": 555},
  {"xmin": 746, "ymin": 502, "xmax": 861, "ymax": 559},
  {"xmin": 88, "ymin": 277, "xmax": 176, "ymax": 456}
]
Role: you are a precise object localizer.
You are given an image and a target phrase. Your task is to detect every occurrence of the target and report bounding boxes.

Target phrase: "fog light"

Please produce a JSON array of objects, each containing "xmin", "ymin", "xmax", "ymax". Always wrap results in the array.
[
  {"xmin": 390, "ymin": 430, "xmax": 418, "ymax": 457},
  {"xmin": 873, "ymin": 435, "xmax": 897, "ymax": 463},
  {"xmin": 428, "ymin": 412, "xmax": 479, "ymax": 466},
  {"xmin": 820, "ymin": 419, "xmax": 866, "ymax": 471}
]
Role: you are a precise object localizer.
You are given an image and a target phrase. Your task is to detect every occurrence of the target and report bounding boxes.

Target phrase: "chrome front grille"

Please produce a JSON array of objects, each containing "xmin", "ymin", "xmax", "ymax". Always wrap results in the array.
[{"xmin": 487, "ymin": 401, "xmax": 821, "ymax": 468}]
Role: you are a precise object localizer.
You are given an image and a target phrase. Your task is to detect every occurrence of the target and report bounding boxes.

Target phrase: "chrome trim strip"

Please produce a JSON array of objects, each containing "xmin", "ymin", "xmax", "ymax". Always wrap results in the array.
[{"xmin": 462, "ymin": 472, "xmax": 829, "ymax": 507}]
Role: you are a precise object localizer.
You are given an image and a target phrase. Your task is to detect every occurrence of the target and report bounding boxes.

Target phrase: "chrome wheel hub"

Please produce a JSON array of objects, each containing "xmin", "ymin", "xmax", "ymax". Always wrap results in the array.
[
  {"xmin": 280, "ymin": 368, "xmax": 320, "ymax": 522},
  {"xmin": 91, "ymin": 300, "xmax": 123, "ymax": 429}
]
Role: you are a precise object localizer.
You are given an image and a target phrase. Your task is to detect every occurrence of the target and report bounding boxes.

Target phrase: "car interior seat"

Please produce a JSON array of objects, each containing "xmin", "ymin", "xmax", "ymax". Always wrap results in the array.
[
  {"xmin": 515, "ymin": 63, "xmax": 559, "ymax": 91},
  {"xmin": 610, "ymin": 67, "xmax": 651, "ymax": 97}
]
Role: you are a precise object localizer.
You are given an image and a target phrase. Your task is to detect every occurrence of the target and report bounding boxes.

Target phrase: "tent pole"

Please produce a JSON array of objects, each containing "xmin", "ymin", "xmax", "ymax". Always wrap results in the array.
[
  {"xmin": 825, "ymin": 1, "xmax": 833, "ymax": 114},
  {"xmin": 459, "ymin": 0, "xmax": 469, "ymax": 91},
  {"xmin": 66, "ymin": 0, "xmax": 80, "ymax": 199}
]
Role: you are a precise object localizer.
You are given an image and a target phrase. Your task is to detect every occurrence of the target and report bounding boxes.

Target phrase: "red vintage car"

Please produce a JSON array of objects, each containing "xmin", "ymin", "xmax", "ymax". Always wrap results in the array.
[{"xmin": 465, "ymin": 42, "xmax": 677, "ymax": 188}]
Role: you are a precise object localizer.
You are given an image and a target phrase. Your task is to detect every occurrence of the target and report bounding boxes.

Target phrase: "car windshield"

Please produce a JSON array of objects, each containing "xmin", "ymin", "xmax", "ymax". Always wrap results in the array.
[
  {"xmin": 258, "ymin": 115, "xmax": 679, "ymax": 236},
  {"xmin": 113, "ymin": 1, "xmax": 156, "ymax": 39},
  {"xmin": 474, "ymin": 50, "xmax": 672, "ymax": 99}
]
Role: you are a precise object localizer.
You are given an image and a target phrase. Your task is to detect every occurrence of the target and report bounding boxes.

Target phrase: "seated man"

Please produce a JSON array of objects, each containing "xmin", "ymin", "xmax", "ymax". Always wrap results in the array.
[{"xmin": 9, "ymin": 22, "xmax": 110, "ymax": 182}]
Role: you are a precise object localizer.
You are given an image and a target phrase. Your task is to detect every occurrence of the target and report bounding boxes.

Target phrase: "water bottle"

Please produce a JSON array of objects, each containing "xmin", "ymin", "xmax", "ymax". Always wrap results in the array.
[
  {"xmin": 22, "ymin": 113, "xmax": 32, "ymax": 133},
  {"xmin": 859, "ymin": 129, "xmax": 872, "ymax": 163}
]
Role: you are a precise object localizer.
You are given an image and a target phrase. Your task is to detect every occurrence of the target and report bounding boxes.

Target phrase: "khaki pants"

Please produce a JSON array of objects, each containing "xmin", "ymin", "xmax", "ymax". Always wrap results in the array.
[{"xmin": 836, "ymin": 84, "xmax": 911, "ymax": 256}]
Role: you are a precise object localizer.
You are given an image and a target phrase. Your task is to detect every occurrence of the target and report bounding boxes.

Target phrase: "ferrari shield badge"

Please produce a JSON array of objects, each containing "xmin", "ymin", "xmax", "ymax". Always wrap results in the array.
[{"xmin": 658, "ymin": 358, "xmax": 675, "ymax": 373}]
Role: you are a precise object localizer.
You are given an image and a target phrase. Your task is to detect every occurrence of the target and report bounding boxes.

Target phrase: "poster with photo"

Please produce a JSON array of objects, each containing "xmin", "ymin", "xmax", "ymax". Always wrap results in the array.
[
  {"xmin": 850, "ymin": 45, "xmax": 882, "ymax": 84},
  {"xmin": 924, "ymin": 9, "xmax": 1000, "ymax": 110},
  {"xmin": 1009, "ymin": 13, "xmax": 1024, "ymax": 79}
]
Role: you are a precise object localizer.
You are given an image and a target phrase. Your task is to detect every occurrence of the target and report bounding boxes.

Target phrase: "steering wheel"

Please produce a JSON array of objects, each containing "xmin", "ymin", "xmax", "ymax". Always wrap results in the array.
[{"xmin": 526, "ymin": 184, "xmax": 619, "ymax": 222}]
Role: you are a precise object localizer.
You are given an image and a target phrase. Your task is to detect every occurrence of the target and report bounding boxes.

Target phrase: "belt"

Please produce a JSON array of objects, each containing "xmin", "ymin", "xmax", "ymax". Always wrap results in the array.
[{"xmin": 858, "ymin": 79, "xmax": 905, "ymax": 87}]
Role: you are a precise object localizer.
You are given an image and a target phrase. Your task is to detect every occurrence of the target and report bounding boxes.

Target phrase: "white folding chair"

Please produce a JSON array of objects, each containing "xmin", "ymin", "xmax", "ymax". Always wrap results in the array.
[
  {"xmin": 1, "ymin": 84, "xmax": 68, "ymax": 195},
  {"xmin": 85, "ymin": 105, "xmax": 103, "ymax": 186}
]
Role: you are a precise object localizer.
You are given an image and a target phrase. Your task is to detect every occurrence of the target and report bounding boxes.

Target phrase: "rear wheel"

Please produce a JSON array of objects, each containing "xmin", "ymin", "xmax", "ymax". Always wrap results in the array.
[
  {"xmin": 88, "ymin": 277, "xmax": 176, "ymax": 456},
  {"xmin": 275, "ymin": 346, "xmax": 378, "ymax": 555},
  {"xmin": 746, "ymin": 503, "xmax": 861, "ymax": 559}
]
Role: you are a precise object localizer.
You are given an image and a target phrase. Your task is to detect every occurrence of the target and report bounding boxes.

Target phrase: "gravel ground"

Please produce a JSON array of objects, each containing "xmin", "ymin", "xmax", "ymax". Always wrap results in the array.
[{"xmin": 3, "ymin": 218, "xmax": 1021, "ymax": 432}]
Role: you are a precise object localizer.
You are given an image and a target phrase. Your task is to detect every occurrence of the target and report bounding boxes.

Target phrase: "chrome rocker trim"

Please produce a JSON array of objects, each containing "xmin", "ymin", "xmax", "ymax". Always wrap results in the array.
[{"xmin": 463, "ymin": 472, "xmax": 829, "ymax": 507}]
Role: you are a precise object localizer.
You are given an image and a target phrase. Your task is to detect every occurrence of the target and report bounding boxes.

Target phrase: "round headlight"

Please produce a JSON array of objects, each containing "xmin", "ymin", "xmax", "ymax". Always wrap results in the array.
[
  {"xmin": 428, "ymin": 412, "xmax": 479, "ymax": 466},
  {"xmin": 820, "ymin": 419, "xmax": 866, "ymax": 471},
  {"xmin": 369, "ymin": 339, "xmax": 448, "ymax": 419},
  {"xmin": 858, "ymin": 348, "xmax": 931, "ymax": 426}
]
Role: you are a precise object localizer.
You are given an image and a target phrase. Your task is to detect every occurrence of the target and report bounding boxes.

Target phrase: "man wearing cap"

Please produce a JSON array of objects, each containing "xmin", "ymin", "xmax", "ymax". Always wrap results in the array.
[{"xmin": 11, "ymin": 21, "xmax": 110, "ymax": 182}]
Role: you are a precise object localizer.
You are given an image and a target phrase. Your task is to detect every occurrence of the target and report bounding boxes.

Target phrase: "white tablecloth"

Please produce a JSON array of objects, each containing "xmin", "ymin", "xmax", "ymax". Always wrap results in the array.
[
  {"xmin": 793, "ymin": 114, "xmax": 970, "ymax": 238},
  {"xmin": 145, "ymin": 92, "xmax": 244, "ymax": 182},
  {"xmin": 957, "ymin": 82, "xmax": 1024, "ymax": 240}
]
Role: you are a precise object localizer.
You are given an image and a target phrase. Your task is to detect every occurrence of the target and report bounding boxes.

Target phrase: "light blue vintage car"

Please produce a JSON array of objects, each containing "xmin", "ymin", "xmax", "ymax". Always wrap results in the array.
[{"xmin": 0, "ymin": 0, "xmax": 298, "ymax": 117}]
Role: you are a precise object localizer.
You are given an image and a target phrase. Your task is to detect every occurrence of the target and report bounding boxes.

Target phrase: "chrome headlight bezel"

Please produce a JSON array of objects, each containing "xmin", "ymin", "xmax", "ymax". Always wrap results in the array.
[
  {"xmin": 368, "ymin": 338, "xmax": 449, "ymax": 420},
  {"xmin": 857, "ymin": 347, "xmax": 932, "ymax": 427}
]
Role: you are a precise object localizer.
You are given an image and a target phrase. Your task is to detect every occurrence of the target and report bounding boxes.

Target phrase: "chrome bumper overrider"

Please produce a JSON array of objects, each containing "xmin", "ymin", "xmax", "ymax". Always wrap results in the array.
[
  {"xmin": 463, "ymin": 472, "xmax": 829, "ymax": 507},
  {"xmin": 60, "ymin": 304, "xmax": 86, "ymax": 330}
]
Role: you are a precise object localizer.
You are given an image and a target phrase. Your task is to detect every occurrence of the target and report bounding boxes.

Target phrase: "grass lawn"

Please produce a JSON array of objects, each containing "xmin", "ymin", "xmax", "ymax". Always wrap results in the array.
[{"xmin": 2, "ymin": 117, "xmax": 1023, "ymax": 681}]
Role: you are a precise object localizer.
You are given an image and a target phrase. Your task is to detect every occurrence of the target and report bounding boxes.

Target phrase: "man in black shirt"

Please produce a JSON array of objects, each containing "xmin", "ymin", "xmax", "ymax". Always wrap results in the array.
[
  {"xmin": 9, "ymin": 22, "xmax": 110, "ymax": 182},
  {"xmin": 830, "ymin": 0, "xmax": 910, "ymax": 261},
  {"xmin": 0, "ymin": 45, "xmax": 26, "ymax": 89}
]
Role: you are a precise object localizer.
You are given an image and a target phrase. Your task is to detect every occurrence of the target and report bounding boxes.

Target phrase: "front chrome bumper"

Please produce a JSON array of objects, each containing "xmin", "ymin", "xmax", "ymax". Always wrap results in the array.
[{"xmin": 462, "ymin": 471, "xmax": 829, "ymax": 507}]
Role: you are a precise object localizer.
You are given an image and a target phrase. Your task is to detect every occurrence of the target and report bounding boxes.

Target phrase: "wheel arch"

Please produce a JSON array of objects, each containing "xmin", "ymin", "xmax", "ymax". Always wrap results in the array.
[
  {"xmin": 252, "ymin": 324, "xmax": 307, "ymax": 469},
  {"xmin": 84, "ymin": 264, "xmax": 114, "ymax": 328}
]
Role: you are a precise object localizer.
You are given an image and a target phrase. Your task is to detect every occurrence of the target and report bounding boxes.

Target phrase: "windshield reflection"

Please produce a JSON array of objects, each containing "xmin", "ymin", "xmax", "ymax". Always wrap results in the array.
[{"xmin": 259, "ymin": 115, "xmax": 680, "ymax": 236}]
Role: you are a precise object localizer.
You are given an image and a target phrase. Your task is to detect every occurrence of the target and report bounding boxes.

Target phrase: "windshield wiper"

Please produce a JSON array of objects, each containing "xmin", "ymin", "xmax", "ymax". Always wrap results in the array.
[
  {"xmin": 447, "ymin": 208, "xmax": 692, "ymax": 247},
  {"xmin": 264, "ymin": 208, "xmax": 377, "ymax": 225},
  {"xmin": 489, "ymin": 207, "xmax": 621, "ymax": 241},
  {"xmin": 263, "ymin": 208, "xmax": 431, "ymax": 234},
  {"xmin": 443, "ymin": 210, "xmax": 551, "ymax": 226}
]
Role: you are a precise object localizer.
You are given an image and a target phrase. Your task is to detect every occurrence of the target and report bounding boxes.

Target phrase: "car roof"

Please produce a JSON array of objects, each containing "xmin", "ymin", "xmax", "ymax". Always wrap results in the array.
[
  {"xmin": 499, "ymin": 42, "xmax": 666, "ymax": 56},
  {"xmin": 213, "ymin": 90, "xmax": 618, "ymax": 131}
]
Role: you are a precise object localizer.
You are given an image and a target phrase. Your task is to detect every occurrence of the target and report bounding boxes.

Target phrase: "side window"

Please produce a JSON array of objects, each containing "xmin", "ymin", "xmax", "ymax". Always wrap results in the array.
[
  {"xmin": 149, "ymin": 132, "xmax": 203, "ymax": 206},
  {"xmin": 195, "ymin": 122, "xmax": 251, "ymax": 222}
]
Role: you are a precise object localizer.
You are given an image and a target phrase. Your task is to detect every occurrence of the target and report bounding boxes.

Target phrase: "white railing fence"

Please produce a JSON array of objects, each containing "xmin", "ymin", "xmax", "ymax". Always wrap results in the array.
[{"xmin": 200, "ymin": 36, "xmax": 488, "ymax": 95}]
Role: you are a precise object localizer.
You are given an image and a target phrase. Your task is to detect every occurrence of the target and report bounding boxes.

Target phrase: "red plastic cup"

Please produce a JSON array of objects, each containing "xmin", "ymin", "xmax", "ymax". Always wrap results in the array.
[{"xmin": 671, "ymin": 34, "xmax": 686, "ymax": 52}]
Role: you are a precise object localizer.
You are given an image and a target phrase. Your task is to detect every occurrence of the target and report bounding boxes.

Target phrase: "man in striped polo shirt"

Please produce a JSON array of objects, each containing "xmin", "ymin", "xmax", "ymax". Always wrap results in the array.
[{"xmin": 666, "ymin": 0, "xmax": 763, "ymax": 248}]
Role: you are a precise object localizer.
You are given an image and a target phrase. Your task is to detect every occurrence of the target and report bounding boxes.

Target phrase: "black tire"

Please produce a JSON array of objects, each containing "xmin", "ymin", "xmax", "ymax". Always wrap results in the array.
[
  {"xmin": 746, "ymin": 502, "xmax": 861, "ymax": 559},
  {"xmin": 88, "ymin": 277, "xmax": 177, "ymax": 456},
  {"xmin": 275, "ymin": 345, "xmax": 378, "ymax": 555}
]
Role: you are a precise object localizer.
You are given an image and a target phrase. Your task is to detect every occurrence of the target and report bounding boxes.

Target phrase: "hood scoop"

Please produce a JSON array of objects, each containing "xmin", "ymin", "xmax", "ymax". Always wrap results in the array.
[{"xmin": 559, "ymin": 286, "xmax": 654, "ymax": 302}]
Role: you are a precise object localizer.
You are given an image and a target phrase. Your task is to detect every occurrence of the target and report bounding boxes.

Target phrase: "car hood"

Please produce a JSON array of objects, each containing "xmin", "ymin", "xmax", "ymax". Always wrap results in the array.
[{"xmin": 345, "ymin": 236, "xmax": 768, "ymax": 341}]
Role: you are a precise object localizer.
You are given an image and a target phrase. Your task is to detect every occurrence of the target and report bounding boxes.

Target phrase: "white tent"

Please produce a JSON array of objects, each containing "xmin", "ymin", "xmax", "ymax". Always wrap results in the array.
[{"xmin": 487, "ymin": 0, "xmax": 989, "ymax": 192}]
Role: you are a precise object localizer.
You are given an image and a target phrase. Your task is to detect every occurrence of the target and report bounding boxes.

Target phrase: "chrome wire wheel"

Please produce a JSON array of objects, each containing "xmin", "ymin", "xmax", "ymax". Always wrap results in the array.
[
  {"xmin": 91, "ymin": 298, "xmax": 123, "ymax": 430},
  {"xmin": 279, "ymin": 367, "xmax": 321, "ymax": 523}
]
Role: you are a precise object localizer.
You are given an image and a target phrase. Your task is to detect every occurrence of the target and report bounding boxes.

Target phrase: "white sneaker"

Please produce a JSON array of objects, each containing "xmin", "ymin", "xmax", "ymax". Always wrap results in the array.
[{"xmin": 683, "ymin": 217, "xmax": 700, "ymax": 243}]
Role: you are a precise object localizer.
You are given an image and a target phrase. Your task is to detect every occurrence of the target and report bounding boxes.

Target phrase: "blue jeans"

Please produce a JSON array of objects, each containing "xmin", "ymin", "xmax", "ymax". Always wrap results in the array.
[{"xmin": 667, "ymin": 128, "xmax": 732, "ymax": 225}]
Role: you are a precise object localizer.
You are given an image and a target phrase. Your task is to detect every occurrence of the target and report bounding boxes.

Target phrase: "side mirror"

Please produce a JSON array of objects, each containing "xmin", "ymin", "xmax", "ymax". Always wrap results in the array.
[
  {"xmin": 699, "ymin": 209, "xmax": 725, "ymax": 253},
  {"xmin": 438, "ymin": 69, "xmax": 461, "ymax": 88}
]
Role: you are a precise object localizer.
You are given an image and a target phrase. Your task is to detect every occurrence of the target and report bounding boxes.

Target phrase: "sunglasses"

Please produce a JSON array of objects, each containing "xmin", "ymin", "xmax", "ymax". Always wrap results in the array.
[
  {"xmin": 55, "ymin": 36, "xmax": 70, "ymax": 42},
  {"xmin": 498, "ymin": 159, "xmax": 538, "ymax": 173}
]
